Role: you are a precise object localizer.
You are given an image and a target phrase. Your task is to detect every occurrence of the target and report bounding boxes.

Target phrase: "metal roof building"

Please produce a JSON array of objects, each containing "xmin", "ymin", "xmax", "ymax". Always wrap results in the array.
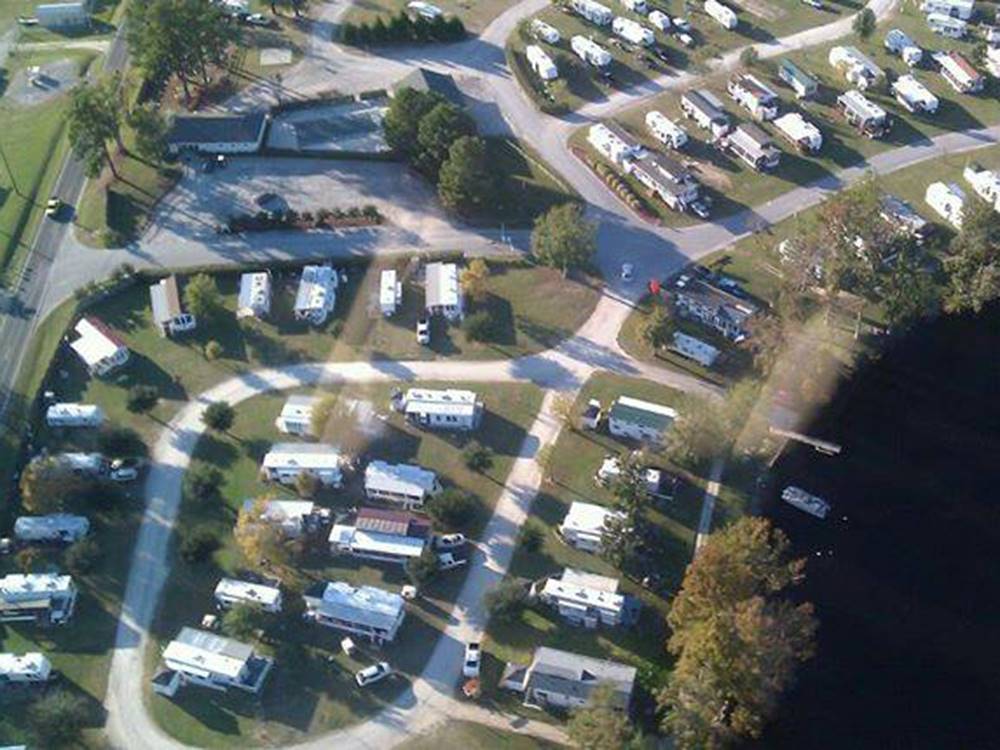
[{"xmin": 302, "ymin": 581, "xmax": 406, "ymax": 644}]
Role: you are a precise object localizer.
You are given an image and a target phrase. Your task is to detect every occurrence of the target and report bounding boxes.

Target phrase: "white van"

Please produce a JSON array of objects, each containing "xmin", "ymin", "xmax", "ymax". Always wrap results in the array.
[{"xmin": 645, "ymin": 110, "xmax": 688, "ymax": 149}]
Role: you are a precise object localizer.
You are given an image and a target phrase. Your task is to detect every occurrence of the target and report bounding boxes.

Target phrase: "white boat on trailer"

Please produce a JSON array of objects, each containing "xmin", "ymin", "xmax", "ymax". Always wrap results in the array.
[{"xmin": 781, "ymin": 486, "xmax": 830, "ymax": 519}]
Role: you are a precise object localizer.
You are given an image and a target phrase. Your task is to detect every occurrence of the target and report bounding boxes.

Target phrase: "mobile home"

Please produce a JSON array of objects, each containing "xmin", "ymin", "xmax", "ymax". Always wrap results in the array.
[
  {"xmin": 236, "ymin": 271, "xmax": 271, "ymax": 319},
  {"xmin": 925, "ymin": 181, "xmax": 966, "ymax": 228},
  {"xmin": 557, "ymin": 501, "xmax": 626, "ymax": 553},
  {"xmin": 293, "ymin": 265, "xmax": 338, "ymax": 326},
  {"xmin": 149, "ymin": 275, "xmax": 196, "ymax": 337},
  {"xmin": 69, "ymin": 317, "xmax": 130, "ymax": 376},
  {"xmin": 628, "ymin": 153, "xmax": 701, "ymax": 212},
  {"xmin": 571, "ymin": 35, "xmax": 613, "ymax": 70},
  {"xmin": 364, "ymin": 461, "xmax": 441, "ymax": 509},
  {"xmin": 704, "ymin": 0, "xmax": 737, "ymax": 29},
  {"xmin": 501, "ymin": 647, "xmax": 637, "ymax": 710},
  {"xmin": 926, "ymin": 12, "xmax": 967, "ymax": 37},
  {"xmin": 260, "ymin": 443, "xmax": 344, "ymax": 487},
  {"xmin": 45, "ymin": 402, "xmax": 104, "ymax": 428},
  {"xmin": 570, "ymin": 0, "xmax": 613, "ymax": 25},
  {"xmin": 778, "ymin": 59, "xmax": 818, "ymax": 99},
  {"xmin": 884, "ymin": 28, "xmax": 923, "ymax": 66},
  {"xmin": 680, "ymin": 89, "xmax": 731, "ymax": 138},
  {"xmin": 152, "ymin": 627, "xmax": 273, "ymax": 697},
  {"xmin": 773, "ymin": 112, "xmax": 823, "ymax": 153},
  {"xmin": 379, "ymin": 269, "xmax": 402, "ymax": 316},
  {"xmin": 837, "ymin": 90, "xmax": 891, "ymax": 138},
  {"xmin": 612, "ymin": 16, "xmax": 655, "ymax": 46},
  {"xmin": 0, "ymin": 574, "xmax": 77, "ymax": 625},
  {"xmin": 587, "ymin": 122, "xmax": 644, "ymax": 165},
  {"xmin": 526, "ymin": 44, "xmax": 558, "ymax": 81},
  {"xmin": 829, "ymin": 45, "xmax": 885, "ymax": 90},
  {"xmin": 36, "ymin": 2, "xmax": 89, "ymax": 29},
  {"xmin": 608, "ymin": 395, "xmax": 677, "ymax": 443},
  {"xmin": 727, "ymin": 73, "xmax": 780, "ymax": 121},
  {"xmin": 892, "ymin": 74, "xmax": 939, "ymax": 113},
  {"xmin": 919, "ymin": 0, "xmax": 973, "ymax": 20},
  {"xmin": 14, "ymin": 515, "xmax": 89, "ymax": 544},
  {"xmin": 302, "ymin": 581, "xmax": 406, "ymax": 644},
  {"xmin": 274, "ymin": 394, "xmax": 319, "ymax": 436},
  {"xmin": 935, "ymin": 50, "xmax": 984, "ymax": 93},
  {"xmin": 535, "ymin": 569, "xmax": 628, "ymax": 628},
  {"xmin": 239, "ymin": 498, "xmax": 323, "ymax": 538},
  {"xmin": 963, "ymin": 163, "xmax": 1000, "ymax": 208},
  {"xmin": 721, "ymin": 123, "xmax": 781, "ymax": 171},
  {"xmin": 424, "ymin": 262, "xmax": 464, "ymax": 320},
  {"xmin": 214, "ymin": 578, "xmax": 283, "ymax": 613},
  {"xmin": 397, "ymin": 387, "xmax": 484, "ymax": 431},
  {"xmin": 328, "ymin": 508, "xmax": 431, "ymax": 565},
  {"xmin": 670, "ymin": 331, "xmax": 720, "ymax": 367},
  {"xmin": 645, "ymin": 110, "xmax": 688, "ymax": 149}
]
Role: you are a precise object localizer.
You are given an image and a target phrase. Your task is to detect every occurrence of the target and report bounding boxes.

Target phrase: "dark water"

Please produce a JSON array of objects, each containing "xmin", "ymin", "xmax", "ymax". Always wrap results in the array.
[{"xmin": 753, "ymin": 306, "xmax": 1000, "ymax": 750}]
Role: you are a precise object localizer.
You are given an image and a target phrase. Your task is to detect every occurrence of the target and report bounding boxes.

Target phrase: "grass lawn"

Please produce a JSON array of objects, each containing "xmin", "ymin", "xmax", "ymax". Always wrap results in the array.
[
  {"xmin": 600, "ymin": 4, "xmax": 1000, "ymax": 225},
  {"xmin": 509, "ymin": 0, "xmax": 846, "ymax": 113},
  {"xmin": 343, "ymin": 0, "xmax": 519, "ymax": 33},
  {"xmin": 147, "ymin": 381, "xmax": 542, "ymax": 746},
  {"xmin": 484, "ymin": 373, "xmax": 707, "ymax": 704},
  {"xmin": 400, "ymin": 721, "xmax": 561, "ymax": 749},
  {"xmin": 0, "ymin": 50, "xmax": 96, "ymax": 282}
]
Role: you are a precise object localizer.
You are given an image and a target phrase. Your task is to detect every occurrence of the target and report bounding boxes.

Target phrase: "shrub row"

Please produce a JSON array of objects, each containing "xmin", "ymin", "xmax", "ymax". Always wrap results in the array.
[
  {"xmin": 341, "ymin": 12, "xmax": 465, "ymax": 46},
  {"xmin": 224, "ymin": 205, "xmax": 384, "ymax": 233},
  {"xmin": 587, "ymin": 155, "xmax": 645, "ymax": 213}
]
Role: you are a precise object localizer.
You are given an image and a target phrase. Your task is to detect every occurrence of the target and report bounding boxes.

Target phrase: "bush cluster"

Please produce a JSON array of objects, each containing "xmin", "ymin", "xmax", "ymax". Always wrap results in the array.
[
  {"xmin": 588, "ymin": 155, "xmax": 645, "ymax": 213},
  {"xmin": 226, "ymin": 205, "xmax": 383, "ymax": 233},
  {"xmin": 342, "ymin": 12, "xmax": 465, "ymax": 46}
]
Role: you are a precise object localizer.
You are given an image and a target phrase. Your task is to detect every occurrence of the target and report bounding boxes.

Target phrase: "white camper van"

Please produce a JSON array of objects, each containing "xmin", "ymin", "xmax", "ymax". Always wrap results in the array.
[
  {"xmin": 884, "ymin": 29, "xmax": 923, "ymax": 66},
  {"xmin": 526, "ymin": 45, "xmax": 559, "ymax": 81},
  {"xmin": 704, "ymin": 0, "xmax": 737, "ymax": 30},
  {"xmin": 571, "ymin": 35, "xmax": 613, "ymax": 70},
  {"xmin": 648, "ymin": 9, "xmax": 671, "ymax": 30},
  {"xmin": 645, "ymin": 110, "xmax": 688, "ymax": 149},
  {"xmin": 612, "ymin": 16, "xmax": 655, "ymax": 46},
  {"xmin": 926, "ymin": 12, "xmax": 966, "ymax": 38},
  {"xmin": 571, "ymin": 0, "xmax": 614, "ymax": 25},
  {"xmin": 531, "ymin": 19, "xmax": 561, "ymax": 44}
]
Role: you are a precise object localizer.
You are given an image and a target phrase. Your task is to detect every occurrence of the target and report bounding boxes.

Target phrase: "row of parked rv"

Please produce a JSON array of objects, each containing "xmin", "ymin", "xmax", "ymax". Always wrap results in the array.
[{"xmin": 924, "ymin": 162, "xmax": 1000, "ymax": 229}]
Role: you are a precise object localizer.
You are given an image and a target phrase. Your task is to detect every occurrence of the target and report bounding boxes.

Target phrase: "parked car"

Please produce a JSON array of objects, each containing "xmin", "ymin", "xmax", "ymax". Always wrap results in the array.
[
  {"xmin": 620, "ymin": 263, "xmax": 635, "ymax": 282},
  {"xmin": 433, "ymin": 532, "xmax": 466, "ymax": 550},
  {"xmin": 463, "ymin": 642, "xmax": 481, "ymax": 678},
  {"xmin": 45, "ymin": 198, "xmax": 62, "ymax": 218},
  {"xmin": 437, "ymin": 552, "xmax": 467, "ymax": 571},
  {"xmin": 244, "ymin": 12, "xmax": 271, "ymax": 25},
  {"xmin": 109, "ymin": 459, "xmax": 139, "ymax": 483},
  {"xmin": 355, "ymin": 662, "xmax": 392, "ymax": 687},
  {"xmin": 416, "ymin": 317, "xmax": 431, "ymax": 345}
]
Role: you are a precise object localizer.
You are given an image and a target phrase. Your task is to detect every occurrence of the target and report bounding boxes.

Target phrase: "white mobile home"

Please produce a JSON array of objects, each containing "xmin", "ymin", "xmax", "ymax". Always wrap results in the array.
[
  {"xmin": 727, "ymin": 73, "xmax": 780, "ymax": 121},
  {"xmin": 773, "ymin": 112, "xmax": 823, "ymax": 153},
  {"xmin": 612, "ymin": 16, "xmax": 655, "ymax": 46},
  {"xmin": 838, "ymin": 90, "xmax": 891, "ymax": 138},
  {"xmin": 535, "ymin": 569, "xmax": 627, "ymax": 628},
  {"xmin": 829, "ymin": 45, "xmax": 884, "ymax": 90},
  {"xmin": 935, "ymin": 51, "xmax": 984, "ymax": 93},
  {"xmin": 558, "ymin": 501, "xmax": 626, "ymax": 553},
  {"xmin": 884, "ymin": 29, "xmax": 923, "ymax": 66},
  {"xmin": 722, "ymin": 123, "xmax": 781, "ymax": 171},
  {"xmin": 628, "ymin": 153, "xmax": 701, "ymax": 212},
  {"xmin": 645, "ymin": 110, "xmax": 688, "ymax": 149},
  {"xmin": 704, "ymin": 0, "xmax": 737, "ymax": 29},
  {"xmin": 778, "ymin": 59, "xmax": 818, "ymax": 99},
  {"xmin": 294, "ymin": 265, "xmax": 338, "ymax": 326},
  {"xmin": 963, "ymin": 163, "xmax": 1000, "ymax": 208},
  {"xmin": 53, "ymin": 451, "xmax": 107, "ymax": 477},
  {"xmin": 0, "ymin": 574, "xmax": 77, "ymax": 626},
  {"xmin": 570, "ymin": 0, "xmax": 613, "ymax": 25},
  {"xmin": 919, "ymin": 0, "xmax": 973, "ymax": 19},
  {"xmin": 648, "ymin": 9, "xmax": 671, "ymax": 29},
  {"xmin": 680, "ymin": 89, "xmax": 731, "ymax": 139},
  {"xmin": 526, "ymin": 45, "xmax": 559, "ymax": 81},
  {"xmin": 261, "ymin": 443, "xmax": 344, "ymax": 487},
  {"xmin": 424, "ymin": 262, "xmax": 463, "ymax": 320},
  {"xmin": 608, "ymin": 395, "xmax": 677, "ymax": 443},
  {"xmin": 620, "ymin": 0, "xmax": 648, "ymax": 13},
  {"xmin": 926, "ymin": 12, "xmax": 967, "ymax": 37},
  {"xmin": 0, "ymin": 652, "xmax": 52, "ymax": 684},
  {"xmin": 149, "ymin": 275, "xmax": 196, "ymax": 337},
  {"xmin": 380, "ymin": 270, "xmax": 403, "ymax": 316},
  {"xmin": 45, "ymin": 402, "xmax": 104, "ymax": 428},
  {"xmin": 588, "ymin": 122, "xmax": 643, "ymax": 166},
  {"xmin": 364, "ymin": 461, "xmax": 441, "ymax": 509},
  {"xmin": 236, "ymin": 272, "xmax": 271, "ymax": 320},
  {"xmin": 239, "ymin": 498, "xmax": 320, "ymax": 538},
  {"xmin": 925, "ymin": 181, "xmax": 966, "ymax": 228},
  {"xmin": 531, "ymin": 19, "xmax": 561, "ymax": 43},
  {"xmin": 14, "ymin": 514, "xmax": 89, "ymax": 544},
  {"xmin": 69, "ymin": 317, "xmax": 130, "ymax": 376},
  {"xmin": 328, "ymin": 520, "xmax": 429, "ymax": 565},
  {"xmin": 501, "ymin": 647, "xmax": 637, "ymax": 711},
  {"xmin": 891, "ymin": 75, "xmax": 939, "ymax": 114},
  {"xmin": 571, "ymin": 35, "xmax": 613, "ymax": 70},
  {"xmin": 670, "ymin": 331, "xmax": 720, "ymax": 367},
  {"xmin": 214, "ymin": 578, "xmax": 283, "ymax": 613},
  {"xmin": 274, "ymin": 394, "xmax": 319, "ymax": 436},
  {"xmin": 595, "ymin": 456, "xmax": 666, "ymax": 496},
  {"xmin": 398, "ymin": 388, "xmax": 484, "ymax": 431},
  {"xmin": 302, "ymin": 581, "xmax": 406, "ymax": 644},
  {"xmin": 36, "ymin": 2, "xmax": 89, "ymax": 29},
  {"xmin": 152, "ymin": 627, "xmax": 273, "ymax": 698}
]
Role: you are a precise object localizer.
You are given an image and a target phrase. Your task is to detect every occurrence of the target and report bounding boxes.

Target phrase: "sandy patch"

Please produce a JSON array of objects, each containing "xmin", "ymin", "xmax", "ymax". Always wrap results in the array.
[{"xmin": 688, "ymin": 160, "xmax": 734, "ymax": 191}]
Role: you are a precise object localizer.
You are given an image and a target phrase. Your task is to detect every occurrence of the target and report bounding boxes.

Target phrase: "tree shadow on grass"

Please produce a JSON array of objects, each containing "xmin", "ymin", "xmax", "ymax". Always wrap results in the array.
[{"xmin": 194, "ymin": 433, "xmax": 240, "ymax": 467}]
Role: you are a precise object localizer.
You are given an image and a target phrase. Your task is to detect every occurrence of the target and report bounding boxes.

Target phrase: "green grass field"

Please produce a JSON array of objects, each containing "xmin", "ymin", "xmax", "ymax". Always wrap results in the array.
[
  {"xmin": 399, "ymin": 721, "xmax": 561, "ymax": 749},
  {"xmin": 147, "ymin": 381, "xmax": 542, "ymax": 746}
]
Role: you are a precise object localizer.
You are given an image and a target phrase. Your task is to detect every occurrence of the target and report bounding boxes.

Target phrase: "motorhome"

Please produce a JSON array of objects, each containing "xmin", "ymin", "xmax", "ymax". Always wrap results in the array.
[
  {"xmin": 727, "ymin": 73, "xmax": 780, "ymax": 121},
  {"xmin": 935, "ymin": 50, "xmax": 984, "ymax": 93},
  {"xmin": 14, "ymin": 514, "xmax": 89, "ymax": 544},
  {"xmin": 704, "ymin": 0, "xmax": 737, "ymax": 29},
  {"xmin": 648, "ymin": 9, "xmax": 671, "ymax": 30},
  {"xmin": 925, "ymin": 181, "xmax": 966, "ymax": 228},
  {"xmin": 587, "ymin": 122, "xmax": 644, "ymax": 165},
  {"xmin": 612, "ymin": 16, "xmax": 655, "ymax": 46},
  {"xmin": 963, "ymin": 163, "xmax": 1000, "ymax": 208},
  {"xmin": 45, "ymin": 402, "xmax": 104, "ymax": 428},
  {"xmin": 530, "ymin": 19, "xmax": 561, "ymax": 43},
  {"xmin": 526, "ymin": 44, "xmax": 558, "ymax": 80},
  {"xmin": 837, "ymin": 90, "xmax": 891, "ymax": 138},
  {"xmin": 570, "ymin": 0, "xmax": 613, "ymax": 25},
  {"xmin": 772, "ymin": 112, "xmax": 823, "ymax": 153},
  {"xmin": 680, "ymin": 89, "xmax": 731, "ymax": 139},
  {"xmin": 891, "ymin": 74, "xmax": 940, "ymax": 113},
  {"xmin": 645, "ymin": 110, "xmax": 688, "ymax": 149},
  {"xmin": 926, "ymin": 12, "xmax": 967, "ymax": 38},
  {"xmin": 919, "ymin": 0, "xmax": 973, "ymax": 20},
  {"xmin": 884, "ymin": 28, "xmax": 923, "ymax": 66},
  {"xmin": 721, "ymin": 123, "xmax": 781, "ymax": 171},
  {"xmin": 829, "ymin": 45, "xmax": 884, "ymax": 90},
  {"xmin": 571, "ymin": 35, "xmax": 613, "ymax": 70},
  {"xmin": 620, "ymin": 0, "xmax": 648, "ymax": 13}
]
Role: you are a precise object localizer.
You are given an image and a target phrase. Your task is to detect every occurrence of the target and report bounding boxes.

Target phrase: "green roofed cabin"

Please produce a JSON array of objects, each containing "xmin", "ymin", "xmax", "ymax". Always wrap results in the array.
[{"xmin": 607, "ymin": 395, "xmax": 676, "ymax": 444}]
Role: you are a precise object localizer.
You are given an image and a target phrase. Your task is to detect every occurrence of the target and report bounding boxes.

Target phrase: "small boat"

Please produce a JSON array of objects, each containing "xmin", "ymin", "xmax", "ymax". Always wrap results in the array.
[{"xmin": 781, "ymin": 486, "xmax": 830, "ymax": 519}]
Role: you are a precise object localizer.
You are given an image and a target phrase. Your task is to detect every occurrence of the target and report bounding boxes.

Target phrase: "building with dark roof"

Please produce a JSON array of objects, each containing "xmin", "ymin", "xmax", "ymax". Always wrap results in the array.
[
  {"xmin": 166, "ymin": 111, "xmax": 269, "ymax": 155},
  {"xmin": 500, "ymin": 646, "xmax": 637, "ymax": 711}
]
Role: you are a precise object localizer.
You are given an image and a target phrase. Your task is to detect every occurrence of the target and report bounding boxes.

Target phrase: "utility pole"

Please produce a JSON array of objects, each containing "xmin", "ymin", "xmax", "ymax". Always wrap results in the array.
[{"xmin": 0, "ymin": 140, "xmax": 23, "ymax": 198}]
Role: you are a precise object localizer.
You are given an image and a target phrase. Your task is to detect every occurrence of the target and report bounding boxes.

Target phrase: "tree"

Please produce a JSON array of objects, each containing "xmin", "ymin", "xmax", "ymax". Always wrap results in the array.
[
  {"xmin": 234, "ymin": 497, "xmax": 289, "ymax": 570},
  {"xmin": 601, "ymin": 509, "xmax": 643, "ymax": 571},
  {"xmin": 414, "ymin": 102, "xmax": 477, "ymax": 179},
  {"xmin": 460, "ymin": 258, "xmax": 491, "ymax": 303},
  {"xmin": 438, "ymin": 136, "xmax": 494, "ymax": 214},
  {"xmin": 531, "ymin": 203, "xmax": 597, "ymax": 277},
  {"xmin": 309, "ymin": 394, "xmax": 338, "ymax": 438},
  {"xmin": 852, "ymin": 7, "xmax": 875, "ymax": 39},
  {"xmin": 19, "ymin": 458, "xmax": 84, "ymax": 514},
  {"xmin": 97, "ymin": 425, "xmax": 146, "ymax": 459},
  {"xmin": 66, "ymin": 537, "xmax": 102, "ymax": 574},
  {"xmin": 518, "ymin": 519, "xmax": 545, "ymax": 552},
  {"xmin": 567, "ymin": 684, "xmax": 640, "ymax": 750},
  {"xmin": 425, "ymin": 488, "xmax": 479, "ymax": 529},
  {"xmin": 660, "ymin": 518, "xmax": 817, "ymax": 749},
  {"xmin": 463, "ymin": 310, "xmax": 495, "ymax": 342},
  {"xmin": 406, "ymin": 546, "xmax": 439, "ymax": 586},
  {"xmin": 462, "ymin": 441, "xmax": 494, "ymax": 471},
  {"xmin": 127, "ymin": 103, "xmax": 169, "ymax": 162},
  {"xmin": 484, "ymin": 578, "xmax": 527, "ymax": 624},
  {"xmin": 294, "ymin": 471, "xmax": 320, "ymax": 498},
  {"xmin": 184, "ymin": 462, "xmax": 224, "ymax": 502},
  {"xmin": 739, "ymin": 46, "xmax": 759, "ymax": 69},
  {"xmin": 642, "ymin": 303, "xmax": 674, "ymax": 350},
  {"xmin": 180, "ymin": 526, "xmax": 220, "ymax": 563},
  {"xmin": 202, "ymin": 401, "xmax": 235, "ymax": 432},
  {"xmin": 184, "ymin": 273, "xmax": 225, "ymax": 324},
  {"xmin": 204, "ymin": 339, "xmax": 224, "ymax": 360},
  {"xmin": 127, "ymin": 384, "xmax": 159, "ymax": 413},
  {"xmin": 222, "ymin": 603, "xmax": 266, "ymax": 641},
  {"xmin": 663, "ymin": 396, "xmax": 729, "ymax": 469},
  {"xmin": 383, "ymin": 87, "xmax": 445, "ymax": 158},
  {"xmin": 880, "ymin": 254, "xmax": 939, "ymax": 330},
  {"xmin": 943, "ymin": 195, "xmax": 1000, "ymax": 313},
  {"xmin": 28, "ymin": 689, "xmax": 92, "ymax": 746},
  {"xmin": 68, "ymin": 75, "xmax": 123, "ymax": 178}
]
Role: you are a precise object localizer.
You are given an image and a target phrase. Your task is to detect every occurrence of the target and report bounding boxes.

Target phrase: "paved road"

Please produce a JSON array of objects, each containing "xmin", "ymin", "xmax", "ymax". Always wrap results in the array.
[{"xmin": 103, "ymin": 292, "xmax": 715, "ymax": 749}]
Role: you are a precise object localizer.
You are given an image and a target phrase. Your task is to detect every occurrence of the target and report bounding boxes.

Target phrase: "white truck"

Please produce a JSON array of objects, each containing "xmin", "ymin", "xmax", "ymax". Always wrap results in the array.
[
  {"xmin": 648, "ymin": 9, "xmax": 671, "ymax": 30},
  {"xmin": 571, "ymin": 0, "xmax": 614, "ymax": 25},
  {"xmin": 571, "ymin": 35, "xmax": 613, "ymax": 70},
  {"xmin": 884, "ymin": 28, "xmax": 923, "ymax": 66},
  {"xmin": 530, "ymin": 19, "xmax": 561, "ymax": 44},
  {"xmin": 645, "ymin": 110, "xmax": 689, "ymax": 149},
  {"xmin": 704, "ymin": 0, "xmax": 737, "ymax": 30},
  {"xmin": 612, "ymin": 16, "xmax": 655, "ymax": 46},
  {"xmin": 526, "ymin": 44, "xmax": 559, "ymax": 81}
]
